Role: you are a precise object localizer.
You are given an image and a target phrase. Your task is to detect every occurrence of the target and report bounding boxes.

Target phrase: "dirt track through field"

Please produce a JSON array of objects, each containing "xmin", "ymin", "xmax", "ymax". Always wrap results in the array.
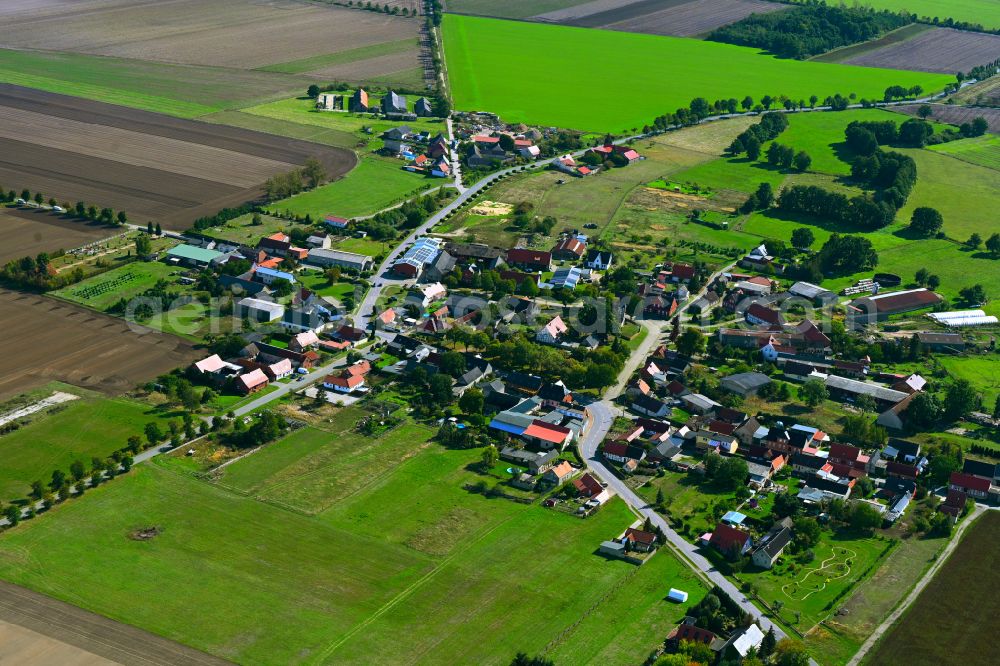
[
  {"xmin": 0, "ymin": 85, "xmax": 355, "ymax": 229},
  {"xmin": 0, "ymin": 289, "xmax": 201, "ymax": 400},
  {"xmin": 0, "ymin": 580, "xmax": 229, "ymax": 666}
]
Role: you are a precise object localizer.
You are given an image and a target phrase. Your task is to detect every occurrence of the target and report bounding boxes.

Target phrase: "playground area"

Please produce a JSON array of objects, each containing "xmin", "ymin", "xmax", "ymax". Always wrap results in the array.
[{"xmin": 781, "ymin": 547, "xmax": 856, "ymax": 602}]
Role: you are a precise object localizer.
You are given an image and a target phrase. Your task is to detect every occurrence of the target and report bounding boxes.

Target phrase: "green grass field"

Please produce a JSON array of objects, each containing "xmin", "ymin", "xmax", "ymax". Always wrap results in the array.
[
  {"xmin": 0, "ymin": 49, "xmax": 309, "ymax": 117},
  {"xmin": 825, "ymin": 0, "xmax": 1000, "ymax": 30},
  {"xmin": 668, "ymin": 109, "xmax": 1000, "ymax": 314},
  {"xmin": 0, "ymin": 440, "xmax": 707, "ymax": 664},
  {"xmin": 928, "ymin": 134, "xmax": 1000, "ymax": 171},
  {"xmin": 739, "ymin": 531, "xmax": 893, "ymax": 632},
  {"xmin": 267, "ymin": 156, "xmax": 430, "ymax": 220},
  {"xmin": 0, "ymin": 389, "xmax": 177, "ymax": 501},
  {"xmin": 936, "ymin": 354, "xmax": 1000, "ymax": 406},
  {"xmin": 219, "ymin": 415, "xmax": 437, "ymax": 515},
  {"xmin": 442, "ymin": 15, "xmax": 952, "ymax": 132}
]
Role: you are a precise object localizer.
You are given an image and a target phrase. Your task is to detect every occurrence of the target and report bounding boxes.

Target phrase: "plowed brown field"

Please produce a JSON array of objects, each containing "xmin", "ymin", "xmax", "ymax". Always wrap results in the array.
[
  {"xmin": 0, "ymin": 288, "xmax": 201, "ymax": 399},
  {"xmin": 0, "ymin": 85, "xmax": 355, "ymax": 230},
  {"xmin": 0, "ymin": 208, "xmax": 119, "ymax": 265},
  {"xmin": 0, "ymin": 0, "xmax": 418, "ymax": 71}
]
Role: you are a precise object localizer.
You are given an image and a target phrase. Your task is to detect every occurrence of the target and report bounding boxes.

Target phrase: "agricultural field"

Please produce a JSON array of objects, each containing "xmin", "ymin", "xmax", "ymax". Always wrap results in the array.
[
  {"xmin": 0, "ymin": 439, "xmax": 707, "ymax": 664},
  {"xmin": 443, "ymin": 0, "xmax": 597, "ymax": 19},
  {"xmin": 948, "ymin": 76, "xmax": 1000, "ymax": 107},
  {"xmin": 936, "ymin": 354, "xmax": 1000, "ymax": 407},
  {"xmin": 0, "ymin": 288, "xmax": 199, "ymax": 400},
  {"xmin": 0, "ymin": 208, "xmax": 118, "ymax": 265},
  {"xmin": 0, "ymin": 85, "xmax": 354, "ymax": 230},
  {"xmin": 442, "ymin": 14, "xmax": 953, "ymax": 132},
  {"xmin": 543, "ymin": 0, "xmax": 789, "ymax": 37},
  {"xmin": 0, "ymin": 48, "xmax": 314, "ymax": 118},
  {"xmin": 928, "ymin": 134, "xmax": 1000, "ymax": 170},
  {"xmin": 835, "ymin": 0, "xmax": 1000, "ymax": 31},
  {"xmin": 0, "ymin": 0, "xmax": 422, "ymax": 84},
  {"xmin": 838, "ymin": 27, "xmax": 1000, "ymax": 75},
  {"xmin": 891, "ymin": 103, "xmax": 1000, "ymax": 134},
  {"xmin": 865, "ymin": 511, "xmax": 1000, "ymax": 665},
  {"xmin": 0, "ymin": 385, "xmax": 177, "ymax": 501}
]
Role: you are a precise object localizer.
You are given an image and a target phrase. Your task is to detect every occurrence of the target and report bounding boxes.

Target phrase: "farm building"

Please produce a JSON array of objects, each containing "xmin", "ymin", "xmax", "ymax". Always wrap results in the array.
[
  {"xmin": 307, "ymin": 248, "xmax": 374, "ymax": 272},
  {"xmin": 166, "ymin": 244, "xmax": 225, "ymax": 269},
  {"xmin": 506, "ymin": 248, "xmax": 552, "ymax": 271},
  {"xmin": 719, "ymin": 372, "xmax": 772, "ymax": 397},
  {"xmin": 236, "ymin": 369, "xmax": 269, "ymax": 395},
  {"xmin": 927, "ymin": 310, "xmax": 999, "ymax": 327},
  {"xmin": 236, "ymin": 297, "xmax": 285, "ymax": 323},
  {"xmin": 848, "ymin": 288, "xmax": 942, "ymax": 327},
  {"xmin": 392, "ymin": 237, "xmax": 442, "ymax": 278}
]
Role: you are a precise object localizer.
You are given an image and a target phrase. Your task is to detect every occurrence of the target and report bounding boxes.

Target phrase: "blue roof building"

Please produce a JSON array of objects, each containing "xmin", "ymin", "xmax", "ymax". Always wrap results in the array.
[{"xmin": 254, "ymin": 265, "xmax": 296, "ymax": 285}]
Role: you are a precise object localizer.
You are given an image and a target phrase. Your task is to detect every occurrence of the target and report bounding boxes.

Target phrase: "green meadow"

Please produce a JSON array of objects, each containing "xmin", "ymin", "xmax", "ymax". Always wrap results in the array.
[
  {"xmin": 267, "ymin": 156, "xmax": 430, "ymax": 220},
  {"xmin": 928, "ymin": 134, "xmax": 1000, "ymax": 171},
  {"xmin": 0, "ymin": 432, "xmax": 706, "ymax": 664},
  {"xmin": 0, "ymin": 388, "xmax": 177, "ymax": 500},
  {"xmin": 667, "ymin": 109, "xmax": 1000, "ymax": 313},
  {"xmin": 820, "ymin": 0, "xmax": 1000, "ymax": 30},
  {"xmin": 442, "ymin": 14, "xmax": 952, "ymax": 132}
]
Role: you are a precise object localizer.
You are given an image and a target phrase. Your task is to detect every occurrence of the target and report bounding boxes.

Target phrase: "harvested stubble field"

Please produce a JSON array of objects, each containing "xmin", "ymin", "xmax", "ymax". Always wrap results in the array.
[
  {"xmin": 0, "ymin": 289, "xmax": 200, "ymax": 400},
  {"xmin": 543, "ymin": 0, "xmax": 788, "ymax": 37},
  {"xmin": 891, "ymin": 103, "xmax": 1000, "ymax": 134},
  {"xmin": 840, "ymin": 27, "xmax": 1000, "ymax": 75},
  {"xmin": 0, "ymin": 0, "xmax": 419, "ymax": 73},
  {"xmin": 0, "ymin": 208, "xmax": 118, "ymax": 265},
  {"xmin": 0, "ymin": 85, "xmax": 354, "ymax": 230},
  {"xmin": 865, "ymin": 512, "xmax": 1000, "ymax": 665}
]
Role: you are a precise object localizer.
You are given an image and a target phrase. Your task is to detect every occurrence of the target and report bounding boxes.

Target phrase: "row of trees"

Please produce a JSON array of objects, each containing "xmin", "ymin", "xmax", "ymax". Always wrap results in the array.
[
  {"xmin": 726, "ymin": 112, "xmax": 789, "ymax": 159},
  {"xmin": 263, "ymin": 158, "xmax": 327, "ymax": 201},
  {"xmin": 2, "ymin": 187, "xmax": 129, "ymax": 225}
]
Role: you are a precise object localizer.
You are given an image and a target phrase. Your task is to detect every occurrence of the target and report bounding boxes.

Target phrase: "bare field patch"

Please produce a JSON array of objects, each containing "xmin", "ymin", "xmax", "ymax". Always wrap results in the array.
[
  {"xmin": 0, "ymin": 209, "xmax": 119, "ymax": 265},
  {"xmin": 0, "ymin": 0, "xmax": 419, "ymax": 71},
  {"xmin": 306, "ymin": 50, "xmax": 424, "ymax": 82},
  {"xmin": 470, "ymin": 201, "xmax": 514, "ymax": 216},
  {"xmin": 0, "ymin": 289, "xmax": 200, "ymax": 400},
  {"xmin": 593, "ymin": 0, "xmax": 788, "ymax": 37},
  {"xmin": 0, "ymin": 85, "xmax": 354, "ymax": 229},
  {"xmin": 891, "ymin": 103, "xmax": 1000, "ymax": 134},
  {"xmin": 843, "ymin": 27, "xmax": 1000, "ymax": 75}
]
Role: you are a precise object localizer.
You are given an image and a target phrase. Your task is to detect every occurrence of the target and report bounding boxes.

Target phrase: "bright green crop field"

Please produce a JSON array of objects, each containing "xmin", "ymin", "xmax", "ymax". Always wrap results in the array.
[
  {"xmin": 820, "ymin": 0, "xmax": 1000, "ymax": 31},
  {"xmin": 442, "ymin": 14, "xmax": 952, "ymax": 132},
  {"xmin": 0, "ymin": 439, "xmax": 706, "ymax": 664},
  {"xmin": 929, "ymin": 134, "xmax": 1000, "ymax": 171}
]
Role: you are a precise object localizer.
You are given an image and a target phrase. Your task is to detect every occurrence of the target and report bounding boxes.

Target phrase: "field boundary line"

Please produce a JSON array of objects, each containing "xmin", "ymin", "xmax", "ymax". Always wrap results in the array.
[
  {"xmin": 307, "ymin": 515, "xmax": 517, "ymax": 664},
  {"xmin": 847, "ymin": 506, "xmax": 986, "ymax": 666}
]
